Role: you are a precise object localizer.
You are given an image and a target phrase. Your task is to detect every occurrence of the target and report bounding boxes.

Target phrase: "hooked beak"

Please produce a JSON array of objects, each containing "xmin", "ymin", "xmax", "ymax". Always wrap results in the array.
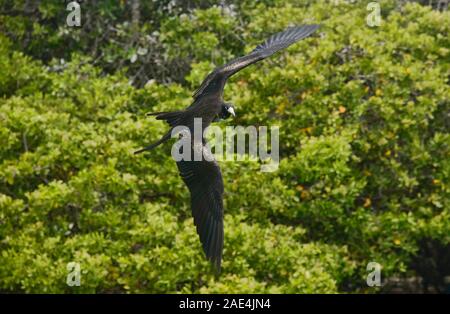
[{"xmin": 227, "ymin": 107, "xmax": 236, "ymax": 117}]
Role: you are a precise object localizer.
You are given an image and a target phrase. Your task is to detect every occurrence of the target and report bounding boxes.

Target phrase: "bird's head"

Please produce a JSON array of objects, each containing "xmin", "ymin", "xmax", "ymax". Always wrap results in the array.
[{"xmin": 220, "ymin": 102, "xmax": 236, "ymax": 120}]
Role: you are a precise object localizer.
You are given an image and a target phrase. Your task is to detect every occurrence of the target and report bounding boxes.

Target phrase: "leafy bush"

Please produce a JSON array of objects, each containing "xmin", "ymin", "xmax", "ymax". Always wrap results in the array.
[{"xmin": 0, "ymin": 1, "xmax": 448, "ymax": 293}]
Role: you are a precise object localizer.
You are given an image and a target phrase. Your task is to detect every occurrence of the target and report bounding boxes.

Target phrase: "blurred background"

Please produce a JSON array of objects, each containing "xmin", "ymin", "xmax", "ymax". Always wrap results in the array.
[{"xmin": 0, "ymin": 0, "xmax": 448, "ymax": 293}]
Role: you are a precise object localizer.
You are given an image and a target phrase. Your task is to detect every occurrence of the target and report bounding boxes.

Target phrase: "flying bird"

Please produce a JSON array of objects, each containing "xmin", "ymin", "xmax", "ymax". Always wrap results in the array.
[{"xmin": 135, "ymin": 25, "xmax": 320, "ymax": 271}]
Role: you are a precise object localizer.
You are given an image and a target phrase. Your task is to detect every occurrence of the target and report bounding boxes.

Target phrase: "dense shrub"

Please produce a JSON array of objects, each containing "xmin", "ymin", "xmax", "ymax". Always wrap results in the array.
[{"xmin": 0, "ymin": 1, "xmax": 448, "ymax": 293}]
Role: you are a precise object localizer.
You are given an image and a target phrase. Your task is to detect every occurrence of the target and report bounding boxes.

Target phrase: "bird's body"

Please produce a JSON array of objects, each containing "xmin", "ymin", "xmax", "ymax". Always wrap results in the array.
[{"xmin": 135, "ymin": 24, "xmax": 320, "ymax": 271}]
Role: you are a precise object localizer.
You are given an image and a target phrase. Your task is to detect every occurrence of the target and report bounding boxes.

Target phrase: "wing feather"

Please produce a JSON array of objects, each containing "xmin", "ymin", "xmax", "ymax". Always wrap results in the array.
[
  {"xmin": 176, "ymin": 141, "xmax": 224, "ymax": 271},
  {"xmin": 192, "ymin": 24, "xmax": 320, "ymax": 100}
]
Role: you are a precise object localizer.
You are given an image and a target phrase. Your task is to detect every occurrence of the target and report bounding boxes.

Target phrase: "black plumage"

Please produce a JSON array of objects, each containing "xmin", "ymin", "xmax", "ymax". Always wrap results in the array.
[{"xmin": 135, "ymin": 25, "xmax": 320, "ymax": 271}]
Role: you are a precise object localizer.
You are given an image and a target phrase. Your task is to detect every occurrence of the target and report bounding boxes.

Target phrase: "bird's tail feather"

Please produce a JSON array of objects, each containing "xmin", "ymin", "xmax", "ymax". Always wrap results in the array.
[
  {"xmin": 134, "ymin": 130, "xmax": 172, "ymax": 154},
  {"xmin": 135, "ymin": 110, "xmax": 185, "ymax": 154},
  {"xmin": 147, "ymin": 110, "xmax": 184, "ymax": 127}
]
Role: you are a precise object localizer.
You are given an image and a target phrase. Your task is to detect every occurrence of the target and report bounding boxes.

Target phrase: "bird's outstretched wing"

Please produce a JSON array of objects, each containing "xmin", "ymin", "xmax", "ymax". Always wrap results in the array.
[
  {"xmin": 175, "ymin": 138, "xmax": 224, "ymax": 271},
  {"xmin": 193, "ymin": 24, "xmax": 320, "ymax": 100}
]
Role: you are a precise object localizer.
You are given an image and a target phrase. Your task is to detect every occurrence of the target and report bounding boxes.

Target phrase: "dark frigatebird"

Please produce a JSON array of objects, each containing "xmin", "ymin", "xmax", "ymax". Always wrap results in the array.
[{"xmin": 135, "ymin": 25, "xmax": 320, "ymax": 271}]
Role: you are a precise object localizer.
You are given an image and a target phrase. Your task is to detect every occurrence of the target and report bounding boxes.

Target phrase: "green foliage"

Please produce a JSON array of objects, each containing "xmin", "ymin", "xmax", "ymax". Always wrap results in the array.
[{"xmin": 0, "ymin": 1, "xmax": 449, "ymax": 293}]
